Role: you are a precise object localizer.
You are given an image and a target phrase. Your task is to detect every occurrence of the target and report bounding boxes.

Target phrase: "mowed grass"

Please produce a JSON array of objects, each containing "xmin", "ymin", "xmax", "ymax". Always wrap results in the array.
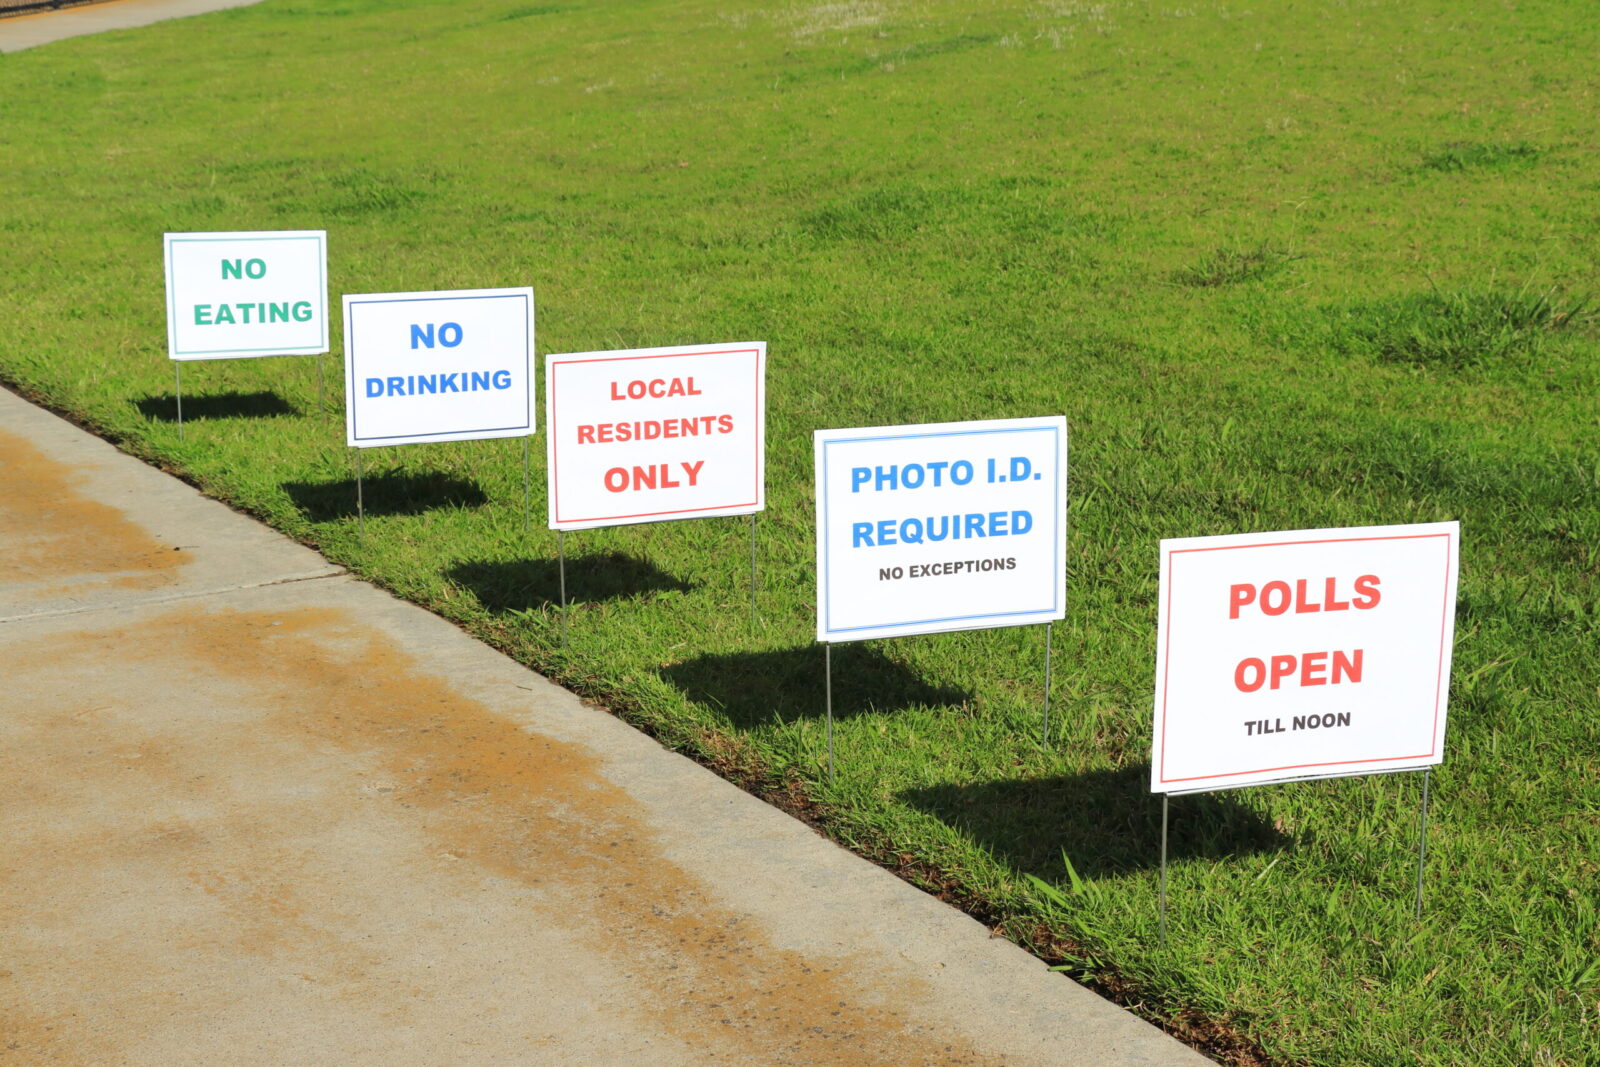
[{"xmin": 3, "ymin": 1, "xmax": 1598, "ymax": 1061}]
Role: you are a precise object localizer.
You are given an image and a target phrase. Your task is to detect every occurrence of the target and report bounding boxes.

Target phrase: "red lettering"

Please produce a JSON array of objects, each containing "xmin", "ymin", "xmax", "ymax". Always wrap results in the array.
[
  {"xmin": 1294, "ymin": 578, "xmax": 1321, "ymax": 613},
  {"xmin": 1235, "ymin": 657, "xmax": 1266, "ymax": 692},
  {"xmin": 1261, "ymin": 581, "xmax": 1292, "ymax": 616},
  {"xmin": 1269, "ymin": 654, "xmax": 1297, "ymax": 689},
  {"xmin": 1332, "ymin": 648, "xmax": 1364, "ymax": 684},
  {"xmin": 1323, "ymin": 576, "xmax": 1349, "ymax": 612},
  {"xmin": 577, "ymin": 425, "xmax": 595, "ymax": 444},
  {"xmin": 1300, "ymin": 651, "xmax": 1328, "ymax": 686},
  {"xmin": 1229, "ymin": 583, "xmax": 1255, "ymax": 619},
  {"xmin": 1353, "ymin": 575, "xmax": 1381, "ymax": 610},
  {"xmin": 648, "ymin": 379, "xmax": 666, "ymax": 398},
  {"xmin": 603, "ymin": 468, "xmax": 628, "ymax": 493},
  {"xmin": 682, "ymin": 459, "xmax": 703, "ymax": 486},
  {"xmin": 609, "ymin": 381, "xmax": 625, "ymax": 401}
]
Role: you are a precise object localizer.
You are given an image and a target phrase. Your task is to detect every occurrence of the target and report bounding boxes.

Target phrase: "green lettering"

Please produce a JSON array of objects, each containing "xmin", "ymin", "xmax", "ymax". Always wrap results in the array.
[{"xmin": 193, "ymin": 304, "xmax": 213, "ymax": 326}]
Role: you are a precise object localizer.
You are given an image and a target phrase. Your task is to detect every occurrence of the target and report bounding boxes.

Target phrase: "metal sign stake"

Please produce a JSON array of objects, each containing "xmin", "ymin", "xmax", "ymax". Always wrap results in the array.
[
  {"xmin": 1414, "ymin": 767, "xmax": 1432, "ymax": 920},
  {"xmin": 558, "ymin": 529, "xmax": 569, "ymax": 647},
  {"xmin": 748, "ymin": 512, "xmax": 759, "ymax": 627},
  {"xmin": 1159, "ymin": 793, "xmax": 1170, "ymax": 947},
  {"xmin": 174, "ymin": 362, "xmax": 184, "ymax": 441},
  {"xmin": 521, "ymin": 436, "xmax": 531, "ymax": 538},
  {"xmin": 825, "ymin": 642, "xmax": 834, "ymax": 784},
  {"xmin": 1041, "ymin": 622, "xmax": 1054, "ymax": 747},
  {"xmin": 354, "ymin": 447, "xmax": 365, "ymax": 538}
]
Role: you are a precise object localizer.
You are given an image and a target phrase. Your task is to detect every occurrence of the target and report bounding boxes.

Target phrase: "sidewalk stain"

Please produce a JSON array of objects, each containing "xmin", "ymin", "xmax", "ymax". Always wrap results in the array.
[
  {"xmin": 0, "ymin": 429, "xmax": 186, "ymax": 592},
  {"xmin": 2, "ymin": 604, "xmax": 1000, "ymax": 1065}
]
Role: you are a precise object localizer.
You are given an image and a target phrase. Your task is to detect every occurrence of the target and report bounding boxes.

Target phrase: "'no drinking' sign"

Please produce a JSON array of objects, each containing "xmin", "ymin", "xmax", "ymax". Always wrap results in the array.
[
  {"xmin": 545, "ymin": 343, "xmax": 765, "ymax": 530},
  {"xmin": 343, "ymin": 287, "xmax": 534, "ymax": 448},
  {"xmin": 1151, "ymin": 522, "xmax": 1459, "ymax": 794},
  {"xmin": 814, "ymin": 416, "xmax": 1067, "ymax": 641}
]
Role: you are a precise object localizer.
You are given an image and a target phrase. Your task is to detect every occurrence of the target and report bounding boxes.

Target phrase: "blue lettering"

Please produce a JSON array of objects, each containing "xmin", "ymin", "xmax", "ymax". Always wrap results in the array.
[{"xmin": 852, "ymin": 522, "xmax": 874, "ymax": 547}]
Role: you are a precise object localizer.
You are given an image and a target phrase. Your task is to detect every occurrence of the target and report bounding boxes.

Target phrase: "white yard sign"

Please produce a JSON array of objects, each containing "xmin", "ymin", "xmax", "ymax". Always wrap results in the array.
[
  {"xmin": 164, "ymin": 230, "xmax": 328, "ymax": 360},
  {"xmin": 1151, "ymin": 522, "xmax": 1459, "ymax": 794},
  {"xmin": 545, "ymin": 343, "xmax": 765, "ymax": 530},
  {"xmin": 814, "ymin": 416, "xmax": 1067, "ymax": 642},
  {"xmin": 343, "ymin": 287, "xmax": 534, "ymax": 449}
]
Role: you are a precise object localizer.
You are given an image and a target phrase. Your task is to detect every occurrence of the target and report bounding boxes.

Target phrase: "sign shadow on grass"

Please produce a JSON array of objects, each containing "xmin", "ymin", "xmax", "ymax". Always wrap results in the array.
[
  {"xmin": 282, "ymin": 471, "xmax": 488, "ymax": 522},
  {"xmin": 135, "ymin": 391, "xmax": 299, "ymax": 422},
  {"xmin": 661, "ymin": 644, "xmax": 971, "ymax": 731},
  {"xmin": 448, "ymin": 554, "xmax": 694, "ymax": 612},
  {"xmin": 900, "ymin": 765, "xmax": 1285, "ymax": 880}
]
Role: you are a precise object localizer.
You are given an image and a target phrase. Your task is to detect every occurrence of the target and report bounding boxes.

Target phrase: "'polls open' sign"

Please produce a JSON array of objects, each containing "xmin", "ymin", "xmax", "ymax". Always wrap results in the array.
[
  {"xmin": 1151, "ymin": 522, "xmax": 1459, "ymax": 794},
  {"xmin": 545, "ymin": 343, "xmax": 765, "ymax": 530},
  {"xmin": 343, "ymin": 287, "xmax": 534, "ymax": 448},
  {"xmin": 814, "ymin": 416, "xmax": 1067, "ymax": 642},
  {"xmin": 163, "ymin": 230, "xmax": 328, "ymax": 360}
]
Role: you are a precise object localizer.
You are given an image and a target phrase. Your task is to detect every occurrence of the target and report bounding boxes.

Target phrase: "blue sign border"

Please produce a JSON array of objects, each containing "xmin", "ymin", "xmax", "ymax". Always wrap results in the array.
[
  {"xmin": 820, "ymin": 424, "xmax": 1063, "ymax": 639},
  {"xmin": 347, "ymin": 292, "xmax": 534, "ymax": 445}
]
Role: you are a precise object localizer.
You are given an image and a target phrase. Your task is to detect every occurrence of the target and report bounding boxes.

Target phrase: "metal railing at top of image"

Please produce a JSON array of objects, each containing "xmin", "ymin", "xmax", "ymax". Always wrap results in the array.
[{"xmin": 0, "ymin": 0, "xmax": 116, "ymax": 17}]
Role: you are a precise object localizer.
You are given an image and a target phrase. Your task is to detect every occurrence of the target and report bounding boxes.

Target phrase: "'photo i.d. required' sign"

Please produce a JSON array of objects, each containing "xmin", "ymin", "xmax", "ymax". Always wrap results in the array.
[
  {"xmin": 1151, "ymin": 522, "xmax": 1459, "ymax": 794},
  {"xmin": 545, "ymin": 343, "xmax": 765, "ymax": 530},
  {"xmin": 163, "ymin": 230, "xmax": 328, "ymax": 360},
  {"xmin": 343, "ymin": 288, "xmax": 534, "ymax": 448},
  {"xmin": 814, "ymin": 416, "xmax": 1067, "ymax": 642}
]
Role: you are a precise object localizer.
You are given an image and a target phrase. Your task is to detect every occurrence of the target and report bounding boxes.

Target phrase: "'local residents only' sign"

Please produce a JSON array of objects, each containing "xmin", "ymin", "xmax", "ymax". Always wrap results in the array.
[
  {"xmin": 545, "ymin": 342, "xmax": 765, "ymax": 530},
  {"xmin": 164, "ymin": 230, "xmax": 328, "ymax": 360},
  {"xmin": 1151, "ymin": 521, "xmax": 1459, "ymax": 794},
  {"xmin": 343, "ymin": 287, "xmax": 534, "ymax": 449},
  {"xmin": 814, "ymin": 416, "xmax": 1067, "ymax": 642}
]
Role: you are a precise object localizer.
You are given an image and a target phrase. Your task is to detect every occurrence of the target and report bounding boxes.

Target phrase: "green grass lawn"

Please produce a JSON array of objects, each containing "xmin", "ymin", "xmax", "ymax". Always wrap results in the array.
[{"xmin": 4, "ymin": 1, "xmax": 1598, "ymax": 1061}]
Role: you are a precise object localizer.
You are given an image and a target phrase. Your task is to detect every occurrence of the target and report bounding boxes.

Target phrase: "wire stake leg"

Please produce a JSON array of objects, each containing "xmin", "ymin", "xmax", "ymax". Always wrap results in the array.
[
  {"xmin": 1159, "ymin": 792, "xmax": 1170, "ymax": 947},
  {"xmin": 354, "ymin": 447, "xmax": 364, "ymax": 538},
  {"xmin": 825, "ymin": 643, "xmax": 834, "ymax": 785},
  {"xmin": 1414, "ymin": 767, "xmax": 1432, "ymax": 920},
  {"xmin": 748, "ymin": 513, "xmax": 758, "ymax": 627},
  {"xmin": 1042, "ymin": 622, "xmax": 1053, "ymax": 747},
  {"xmin": 558, "ymin": 529, "xmax": 569, "ymax": 647}
]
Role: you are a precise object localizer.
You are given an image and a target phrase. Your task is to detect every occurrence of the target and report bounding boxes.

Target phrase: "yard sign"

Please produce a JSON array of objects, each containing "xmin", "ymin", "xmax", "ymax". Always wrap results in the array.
[
  {"xmin": 814, "ymin": 416, "xmax": 1067, "ymax": 642},
  {"xmin": 1151, "ymin": 521, "xmax": 1459, "ymax": 794},
  {"xmin": 164, "ymin": 230, "xmax": 328, "ymax": 360},
  {"xmin": 343, "ymin": 287, "xmax": 534, "ymax": 449},
  {"xmin": 545, "ymin": 342, "xmax": 765, "ymax": 530}
]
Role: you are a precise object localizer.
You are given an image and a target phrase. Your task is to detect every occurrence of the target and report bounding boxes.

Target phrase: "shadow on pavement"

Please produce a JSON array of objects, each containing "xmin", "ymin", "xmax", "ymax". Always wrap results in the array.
[{"xmin": 901, "ymin": 765, "xmax": 1285, "ymax": 879}]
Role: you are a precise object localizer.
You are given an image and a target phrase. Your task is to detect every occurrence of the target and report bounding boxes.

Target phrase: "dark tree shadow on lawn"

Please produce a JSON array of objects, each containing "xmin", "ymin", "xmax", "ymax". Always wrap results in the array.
[
  {"xmin": 901, "ymin": 765, "xmax": 1285, "ymax": 879},
  {"xmin": 661, "ymin": 644, "xmax": 971, "ymax": 730},
  {"xmin": 135, "ymin": 391, "xmax": 299, "ymax": 422},
  {"xmin": 449, "ymin": 553, "xmax": 694, "ymax": 612},
  {"xmin": 282, "ymin": 471, "xmax": 488, "ymax": 521}
]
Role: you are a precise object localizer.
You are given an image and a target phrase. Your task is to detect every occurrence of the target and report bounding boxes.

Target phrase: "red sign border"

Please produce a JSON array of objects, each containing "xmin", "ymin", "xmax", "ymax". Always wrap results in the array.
[{"xmin": 548, "ymin": 346, "xmax": 764, "ymax": 526}]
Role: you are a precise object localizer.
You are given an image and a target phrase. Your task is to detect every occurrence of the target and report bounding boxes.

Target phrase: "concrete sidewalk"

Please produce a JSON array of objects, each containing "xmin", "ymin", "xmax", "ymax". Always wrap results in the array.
[
  {"xmin": 0, "ymin": 387, "xmax": 1207, "ymax": 1065},
  {"xmin": 0, "ymin": 0, "xmax": 263, "ymax": 52}
]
